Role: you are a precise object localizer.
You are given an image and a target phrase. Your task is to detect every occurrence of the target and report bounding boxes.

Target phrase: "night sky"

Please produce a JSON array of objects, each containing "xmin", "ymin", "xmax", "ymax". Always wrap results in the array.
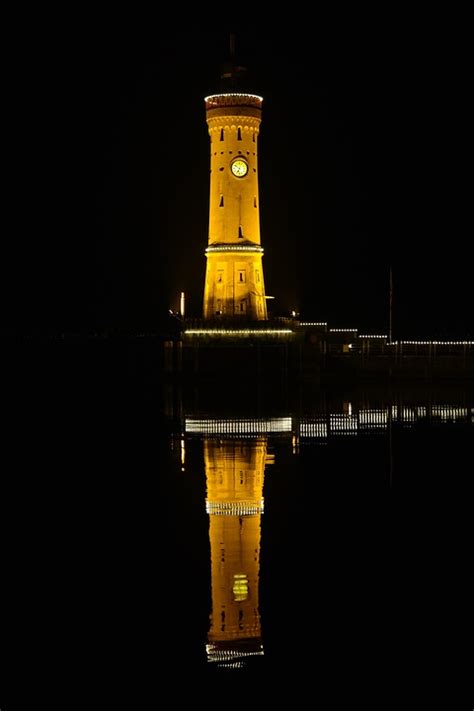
[{"xmin": 23, "ymin": 23, "xmax": 472, "ymax": 338}]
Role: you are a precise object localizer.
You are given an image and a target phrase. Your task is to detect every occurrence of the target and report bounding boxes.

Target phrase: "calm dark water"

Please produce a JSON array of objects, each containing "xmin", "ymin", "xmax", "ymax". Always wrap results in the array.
[{"xmin": 6, "ymin": 343, "xmax": 473, "ymax": 702}]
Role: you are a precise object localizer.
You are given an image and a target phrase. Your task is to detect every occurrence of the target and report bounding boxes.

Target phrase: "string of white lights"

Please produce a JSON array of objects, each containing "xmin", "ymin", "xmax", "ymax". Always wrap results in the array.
[
  {"xmin": 299, "ymin": 322, "xmax": 327, "ymax": 326},
  {"xmin": 388, "ymin": 340, "xmax": 474, "ymax": 345},
  {"xmin": 205, "ymin": 93, "xmax": 264, "ymax": 103},
  {"xmin": 206, "ymin": 644, "xmax": 265, "ymax": 662},
  {"xmin": 205, "ymin": 244, "xmax": 264, "ymax": 252},
  {"xmin": 184, "ymin": 329, "xmax": 293, "ymax": 336}
]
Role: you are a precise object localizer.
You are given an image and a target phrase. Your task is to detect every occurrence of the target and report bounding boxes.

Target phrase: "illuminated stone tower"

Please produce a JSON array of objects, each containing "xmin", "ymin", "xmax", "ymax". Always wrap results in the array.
[
  {"xmin": 203, "ymin": 91, "xmax": 268, "ymax": 320},
  {"xmin": 204, "ymin": 438, "xmax": 268, "ymax": 668}
]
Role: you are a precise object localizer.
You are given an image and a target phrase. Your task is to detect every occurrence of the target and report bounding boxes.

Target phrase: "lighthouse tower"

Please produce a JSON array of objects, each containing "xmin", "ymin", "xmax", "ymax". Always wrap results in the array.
[{"xmin": 203, "ymin": 64, "xmax": 268, "ymax": 320}]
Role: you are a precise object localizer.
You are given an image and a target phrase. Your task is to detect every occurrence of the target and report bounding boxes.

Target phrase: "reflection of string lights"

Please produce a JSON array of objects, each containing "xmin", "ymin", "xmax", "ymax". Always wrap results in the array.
[
  {"xmin": 206, "ymin": 644, "xmax": 265, "ymax": 663},
  {"xmin": 299, "ymin": 422, "xmax": 327, "ymax": 439},
  {"xmin": 431, "ymin": 406, "xmax": 469, "ymax": 421},
  {"xmin": 359, "ymin": 411, "xmax": 388, "ymax": 427},
  {"xmin": 206, "ymin": 500, "xmax": 264, "ymax": 516},
  {"xmin": 186, "ymin": 417, "xmax": 292, "ymax": 434},
  {"xmin": 184, "ymin": 406, "xmax": 471, "ymax": 441}
]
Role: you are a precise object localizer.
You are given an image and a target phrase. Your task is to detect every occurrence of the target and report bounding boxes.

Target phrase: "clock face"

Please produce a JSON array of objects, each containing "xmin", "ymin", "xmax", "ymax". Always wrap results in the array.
[{"xmin": 231, "ymin": 158, "xmax": 248, "ymax": 177}]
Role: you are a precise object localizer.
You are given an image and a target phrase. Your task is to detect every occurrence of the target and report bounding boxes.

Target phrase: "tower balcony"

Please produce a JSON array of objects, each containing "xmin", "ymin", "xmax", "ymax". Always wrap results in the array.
[
  {"xmin": 205, "ymin": 93, "xmax": 263, "ymax": 110},
  {"xmin": 205, "ymin": 242, "xmax": 264, "ymax": 254}
]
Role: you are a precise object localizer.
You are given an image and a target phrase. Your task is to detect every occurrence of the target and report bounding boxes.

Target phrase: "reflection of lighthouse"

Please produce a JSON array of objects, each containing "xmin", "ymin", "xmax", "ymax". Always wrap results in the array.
[{"xmin": 204, "ymin": 438, "xmax": 269, "ymax": 668}]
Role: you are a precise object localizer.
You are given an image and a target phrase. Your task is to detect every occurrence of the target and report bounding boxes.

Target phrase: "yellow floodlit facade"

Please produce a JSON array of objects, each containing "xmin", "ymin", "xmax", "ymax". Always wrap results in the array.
[
  {"xmin": 204, "ymin": 438, "xmax": 268, "ymax": 667},
  {"xmin": 203, "ymin": 94, "xmax": 267, "ymax": 320}
]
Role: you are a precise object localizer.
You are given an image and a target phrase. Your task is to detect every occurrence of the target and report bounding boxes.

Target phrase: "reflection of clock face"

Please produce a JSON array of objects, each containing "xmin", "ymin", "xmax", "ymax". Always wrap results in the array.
[{"xmin": 231, "ymin": 158, "xmax": 248, "ymax": 177}]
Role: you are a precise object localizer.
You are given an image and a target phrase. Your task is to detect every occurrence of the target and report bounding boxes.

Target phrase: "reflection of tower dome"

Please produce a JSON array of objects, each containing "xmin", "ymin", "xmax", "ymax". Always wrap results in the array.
[{"xmin": 204, "ymin": 438, "xmax": 269, "ymax": 669}]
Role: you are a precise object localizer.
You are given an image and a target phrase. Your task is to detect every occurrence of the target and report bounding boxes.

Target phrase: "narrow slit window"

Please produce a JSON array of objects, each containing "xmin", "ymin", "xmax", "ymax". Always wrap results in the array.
[
  {"xmin": 238, "ymin": 226, "xmax": 243, "ymax": 239},
  {"xmin": 219, "ymin": 195, "xmax": 224, "ymax": 207},
  {"xmin": 252, "ymin": 132, "xmax": 255, "ymax": 142},
  {"xmin": 239, "ymin": 271, "xmax": 246, "ymax": 283},
  {"xmin": 220, "ymin": 128, "xmax": 224, "ymax": 141},
  {"xmin": 254, "ymin": 197, "xmax": 257, "ymax": 208},
  {"xmin": 256, "ymin": 270, "xmax": 260, "ymax": 283},
  {"xmin": 217, "ymin": 270, "xmax": 223, "ymax": 283},
  {"xmin": 237, "ymin": 127, "xmax": 242, "ymax": 141}
]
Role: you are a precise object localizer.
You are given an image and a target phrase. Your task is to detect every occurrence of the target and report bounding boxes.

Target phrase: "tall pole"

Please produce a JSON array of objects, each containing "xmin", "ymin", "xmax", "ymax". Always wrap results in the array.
[{"xmin": 389, "ymin": 265, "xmax": 393, "ymax": 343}]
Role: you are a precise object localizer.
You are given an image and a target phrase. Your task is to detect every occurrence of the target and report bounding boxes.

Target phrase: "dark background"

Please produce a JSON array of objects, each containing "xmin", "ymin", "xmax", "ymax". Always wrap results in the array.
[{"xmin": 21, "ymin": 21, "xmax": 472, "ymax": 338}]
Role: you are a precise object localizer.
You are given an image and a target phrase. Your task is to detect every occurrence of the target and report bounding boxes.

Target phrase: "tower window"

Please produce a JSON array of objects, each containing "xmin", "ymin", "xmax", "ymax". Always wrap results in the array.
[
  {"xmin": 217, "ymin": 270, "xmax": 223, "ymax": 282},
  {"xmin": 219, "ymin": 195, "xmax": 224, "ymax": 207},
  {"xmin": 237, "ymin": 127, "xmax": 242, "ymax": 141},
  {"xmin": 238, "ymin": 226, "xmax": 243, "ymax": 239},
  {"xmin": 254, "ymin": 197, "xmax": 257, "ymax": 208},
  {"xmin": 238, "ymin": 271, "xmax": 246, "ymax": 283},
  {"xmin": 220, "ymin": 128, "xmax": 224, "ymax": 141},
  {"xmin": 219, "ymin": 167, "xmax": 224, "ymax": 171},
  {"xmin": 256, "ymin": 270, "xmax": 260, "ymax": 283}
]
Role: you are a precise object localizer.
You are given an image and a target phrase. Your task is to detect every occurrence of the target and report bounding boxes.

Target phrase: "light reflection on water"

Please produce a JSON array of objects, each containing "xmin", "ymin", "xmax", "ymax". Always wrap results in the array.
[{"xmin": 168, "ymin": 388, "xmax": 474, "ymax": 673}]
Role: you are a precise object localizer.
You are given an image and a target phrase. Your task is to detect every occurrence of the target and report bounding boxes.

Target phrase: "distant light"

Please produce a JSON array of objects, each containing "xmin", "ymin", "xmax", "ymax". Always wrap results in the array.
[
  {"xmin": 359, "ymin": 334, "xmax": 388, "ymax": 339},
  {"xmin": 300, "ymin": 322, "xmax": 327, "ymax": 326},
  {"xmin": 348, "ymin": 344, "xmax": 353, "ymax": 349},
  {"xmin": 179, "ymin": 292, "xmax": 185, "ymax": 318},
  {"xmin": 291, "ymin": 310, "xmax": 296, "ymax": 318}
]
